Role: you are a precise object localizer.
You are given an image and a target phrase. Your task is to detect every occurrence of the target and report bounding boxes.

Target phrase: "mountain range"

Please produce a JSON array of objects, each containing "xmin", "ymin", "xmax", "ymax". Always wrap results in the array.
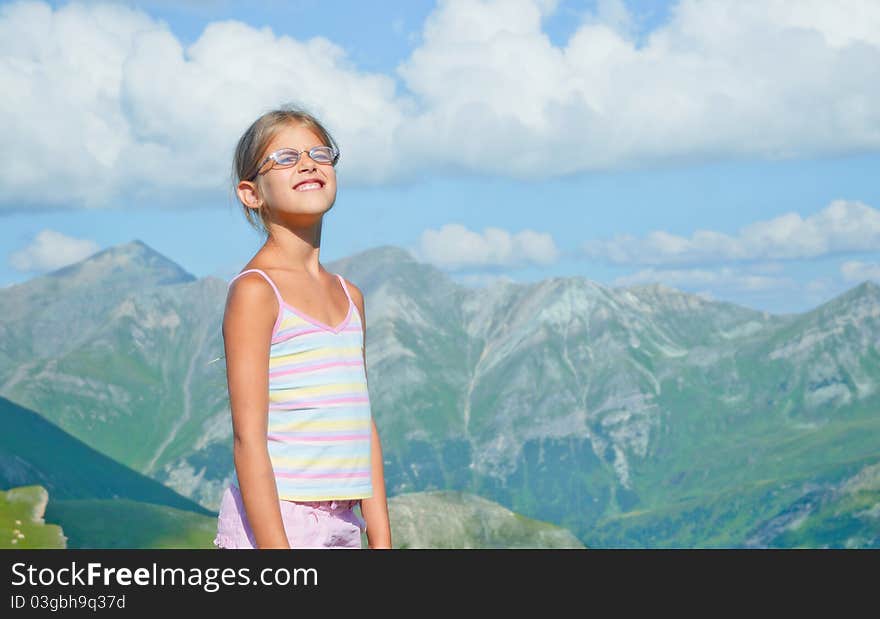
[
  {"xmin": 0, "ymin": 393, "xmax": 581, "ymax": 549},
  {"xmin": 1, "ymin": 240, "xmax": 878, "ymax": 547}
]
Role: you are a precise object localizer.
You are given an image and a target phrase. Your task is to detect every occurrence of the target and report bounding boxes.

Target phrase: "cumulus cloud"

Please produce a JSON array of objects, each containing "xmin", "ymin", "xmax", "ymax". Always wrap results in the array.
[
  {"xmin": 2, "ymin": 0, "xmax": 880, "ymax": 210},
  {"xmin": 0, "ymin": 0, "xmax": 408, "ymax": 210},
  {"xmin": 416, "ymin": 223, "xmax": 559, "ymax": 270},
  {"xmin": 582, "ymin": 199, "xmax": 880, "ymax": 266},
  {"xmin": 614, "ymin": 265, "xmax": 797, "ymax": 292},
  {"xmin": 840, "ymin": 259, "xmax": 880, "ymax": 282},
  {"xmin": 394, "ymin": 0, "xmax": 880, "ymax": 177},
  {"xmin": 9, "ymin": 229, "xmax": 101, "ymax": 272}
]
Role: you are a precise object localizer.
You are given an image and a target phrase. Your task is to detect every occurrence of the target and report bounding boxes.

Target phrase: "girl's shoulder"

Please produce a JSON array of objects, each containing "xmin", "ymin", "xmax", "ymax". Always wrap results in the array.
[
  {"xmin": 225, "ymin": 264, "xmax": 283, "ymax": 313},
  {"xmin": 222, "ymin": 273, "xmax": 280, "ymax": 341}
]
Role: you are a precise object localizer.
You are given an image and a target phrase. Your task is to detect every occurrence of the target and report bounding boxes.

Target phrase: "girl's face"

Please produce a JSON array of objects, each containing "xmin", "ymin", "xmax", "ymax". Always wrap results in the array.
[{"xmin": 250, "ymin": 123, "xmax": 338, "ymax": 225}]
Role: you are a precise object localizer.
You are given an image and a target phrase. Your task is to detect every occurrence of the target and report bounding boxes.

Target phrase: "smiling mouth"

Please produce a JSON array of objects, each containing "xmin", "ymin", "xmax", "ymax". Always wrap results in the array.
[{"xmin": 294, "ymin": 182, "xmax": 323, "ymax": 192}]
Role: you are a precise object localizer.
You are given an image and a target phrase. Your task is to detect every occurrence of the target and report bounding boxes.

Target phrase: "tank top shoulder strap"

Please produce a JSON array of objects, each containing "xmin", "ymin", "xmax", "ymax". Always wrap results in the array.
[
  {"xmin": 335, "ymin": 273, "xmax": 354, "ymax": 306},
  {"xmin": 228, "ymin": 269, "xmax": 284, "ymax": 308}
]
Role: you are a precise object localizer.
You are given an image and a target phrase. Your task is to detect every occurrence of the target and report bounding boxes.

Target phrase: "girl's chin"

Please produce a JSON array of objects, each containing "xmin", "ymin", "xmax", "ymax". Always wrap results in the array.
[{"xmin": 276, "ymin": 203, "xmax": 335, "ymax": 217}]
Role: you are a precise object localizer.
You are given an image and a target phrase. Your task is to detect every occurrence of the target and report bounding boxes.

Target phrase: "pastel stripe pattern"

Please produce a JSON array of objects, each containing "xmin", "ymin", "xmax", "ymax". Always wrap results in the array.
[{"xmin": 227, "ymin": 269, "xmax": 373, "ymax": 501}]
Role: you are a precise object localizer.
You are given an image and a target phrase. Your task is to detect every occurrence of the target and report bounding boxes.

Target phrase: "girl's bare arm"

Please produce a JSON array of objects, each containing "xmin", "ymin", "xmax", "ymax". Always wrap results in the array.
[
  {"xmin": 223, "ymin": 275, "xmax": 290, "ymax": 549},
  {"xmin": 362, "ymin": 418, "xmax": 392, "ymax": 548},
  {"xmin": 347, "ymin": 279, "xmax": 392, "ymax": 548}
]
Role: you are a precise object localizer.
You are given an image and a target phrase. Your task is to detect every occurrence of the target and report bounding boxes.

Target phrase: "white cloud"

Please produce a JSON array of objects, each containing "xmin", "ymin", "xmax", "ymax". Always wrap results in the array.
[
  {"xmin": 582, "ymin": 199, "xmax": 880, "ymax": 266},
  {"xmin": 2, "ymin": 0, "xmax": 880, "ymax": 209},
  {"xmin": 9, "ymin": 229, "xmax": 101, "ymax": 272},
  {"xmin": 614, "ymin": 265, "xmax": 797, "ymax": 292},
  {"xmin": 840, "ymin": 259, "xmax": 880, "ymax": 282},
  {"xmin": 0, "ymin": 0, "xmax": 408, "ymax": 210},
  {"xmin": 416, "ymin": 223, "xmax": 559, "ymax": 270},
  {"xmin": 394, "ymin": 0, "xmax": 880, "ymax": 177}
]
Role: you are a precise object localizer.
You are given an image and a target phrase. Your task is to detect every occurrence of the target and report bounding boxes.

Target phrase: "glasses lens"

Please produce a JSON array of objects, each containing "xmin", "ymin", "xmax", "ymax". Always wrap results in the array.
[
  {"xmin": 274, "ymin": 149, "xmax": 300, "ymax": 166},
  {"xmin": 310, "ymin": 146, "xmax": 334, "ymax": 164}
]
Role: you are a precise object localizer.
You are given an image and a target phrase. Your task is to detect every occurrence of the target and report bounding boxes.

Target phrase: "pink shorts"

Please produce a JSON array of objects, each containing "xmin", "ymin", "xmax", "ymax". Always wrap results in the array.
[{"xmin": 213, "ymin": 484, "xmax": 367, "ymax": 549}]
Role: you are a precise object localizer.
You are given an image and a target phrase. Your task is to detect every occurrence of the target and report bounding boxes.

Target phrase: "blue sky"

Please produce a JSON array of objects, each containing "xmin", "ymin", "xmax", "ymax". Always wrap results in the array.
[{"xmin": 2, "ymin": 0, "xmax": 879, "ymax": 314}]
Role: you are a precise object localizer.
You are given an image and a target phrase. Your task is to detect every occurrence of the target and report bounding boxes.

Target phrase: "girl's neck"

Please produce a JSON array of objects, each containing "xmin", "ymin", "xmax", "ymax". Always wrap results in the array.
[{"xmin": 263, "ymin": 227, "xmax": 324, "ymax": 276}]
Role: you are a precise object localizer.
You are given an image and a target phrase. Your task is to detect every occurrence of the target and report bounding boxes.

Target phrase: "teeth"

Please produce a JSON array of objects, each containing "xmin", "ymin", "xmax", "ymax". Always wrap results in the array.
[{"xmin": 295, "ymin": 182, "xmax": 322, "ymax": 191}]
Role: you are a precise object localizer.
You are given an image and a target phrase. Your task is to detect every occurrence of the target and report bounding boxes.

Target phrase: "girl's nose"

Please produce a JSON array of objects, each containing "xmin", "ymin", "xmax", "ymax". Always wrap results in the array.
[{"xmin": 298, "ymin": 154, "xmax": 317, "ymax": 172}]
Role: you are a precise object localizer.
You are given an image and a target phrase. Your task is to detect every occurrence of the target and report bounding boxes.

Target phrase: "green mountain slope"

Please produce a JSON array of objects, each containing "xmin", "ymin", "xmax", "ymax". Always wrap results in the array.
[
  {"xmin": 45, "ymin": 497, "xmax": 217, "ymax": 549},
  {"xmin": 386, "ymin": 490, "xmax": 585, "ymax": 549},
  {"xmin": 0, "ymin": 395, "xmax": 212, "ymax": 515},
  {"xmin": 754, "ymin": 457, "xmax": 880, "ymax": 549}
]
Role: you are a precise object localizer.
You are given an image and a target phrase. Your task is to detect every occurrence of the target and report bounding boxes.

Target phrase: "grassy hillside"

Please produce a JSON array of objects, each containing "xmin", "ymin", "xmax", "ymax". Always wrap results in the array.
[
  {"xmin": 588, "ymin": 453, "xmax": 880, "ymax": 548},
  {"xmin": 386, "ymin": 490, "xmax": 586, "ymax": 549},
  {"xmin": 0, "ymin": 395, "xmax": 212, "ymax": 515},
  {"xmin": 0, "ymin": 485, "xmax": 66, "ymax": 549},
  {"xmin": 766, "ymin": 459, "xmax": 880, "ymax": 548},
  {"xmin": 45, "ymin": 497, "xmax": 217, "ymax": 549}
]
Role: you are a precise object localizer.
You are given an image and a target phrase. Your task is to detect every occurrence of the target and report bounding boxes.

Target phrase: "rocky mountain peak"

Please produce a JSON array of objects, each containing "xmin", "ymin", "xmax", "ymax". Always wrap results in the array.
[{"xmin": 46, "ymin": 239, "xmax": 195, "ymax": 289}]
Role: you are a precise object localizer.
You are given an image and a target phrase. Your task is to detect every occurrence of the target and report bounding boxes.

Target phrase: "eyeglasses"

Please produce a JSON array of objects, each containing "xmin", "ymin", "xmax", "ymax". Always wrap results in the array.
[{"xmin": 249, "ymin": 146, "xmax": 340, "ymax": 181}]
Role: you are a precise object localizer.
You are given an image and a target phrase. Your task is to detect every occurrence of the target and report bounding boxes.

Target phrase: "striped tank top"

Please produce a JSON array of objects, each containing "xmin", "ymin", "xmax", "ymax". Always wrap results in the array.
[{"xmin": 226, "ymin": 268, "xmax": 373, "ymax": 501}]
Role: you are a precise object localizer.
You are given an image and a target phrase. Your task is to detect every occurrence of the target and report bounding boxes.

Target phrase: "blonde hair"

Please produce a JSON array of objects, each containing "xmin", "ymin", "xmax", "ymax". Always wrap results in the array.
[{"xmin": 231, "ymin": 104, "xmax": 340, "ymax": 237}]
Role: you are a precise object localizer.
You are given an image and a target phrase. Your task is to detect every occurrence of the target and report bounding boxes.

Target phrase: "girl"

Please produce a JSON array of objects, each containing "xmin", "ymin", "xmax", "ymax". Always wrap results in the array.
[{"xmin": 213, "ymin": 105, "xmax": 392, "ymax": 549}]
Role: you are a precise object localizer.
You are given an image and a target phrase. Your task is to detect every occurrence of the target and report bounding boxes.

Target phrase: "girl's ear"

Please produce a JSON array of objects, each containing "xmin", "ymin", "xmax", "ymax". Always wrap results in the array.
[{"xmin": 237, "ymin": 180, "xmax": 262, "ymax": 211}]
